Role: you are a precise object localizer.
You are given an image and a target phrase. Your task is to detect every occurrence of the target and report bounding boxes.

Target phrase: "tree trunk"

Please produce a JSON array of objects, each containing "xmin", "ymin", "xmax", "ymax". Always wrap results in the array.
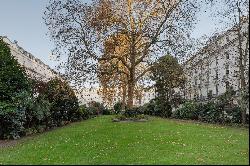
[
  {"xmin": 121, "ymin": 83, "xmax": 127, "ymax": 111},
  {"xmin": 237, "ymin": 10, "xmax": 246, "ymax": 124},
  {"xmin": 127, "ymin": 29, "xmax": 136, "ymax": 109},
  {"xmin": 127, "ymin": 72, "xmax": 135, "ymax": 109},
  {"xmin": 240, "ymin": 91, "xmax": 246, "ymax": 124},
  {"xmin": 127, "ymin": 53, "xmax": 135, "ymax": 108}
]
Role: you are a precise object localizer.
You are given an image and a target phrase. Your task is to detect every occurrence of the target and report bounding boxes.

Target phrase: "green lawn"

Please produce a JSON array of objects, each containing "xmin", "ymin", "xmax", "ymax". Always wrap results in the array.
[{"xmin": 0, "ymin": 116, "xmax": 249, "ymax": 165}]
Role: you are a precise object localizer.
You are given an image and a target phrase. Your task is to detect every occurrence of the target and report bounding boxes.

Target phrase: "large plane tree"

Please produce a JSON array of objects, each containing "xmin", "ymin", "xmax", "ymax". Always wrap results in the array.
[{"xmin": 44, "ymin": 0, "xmax": 199, "ymax": 108}]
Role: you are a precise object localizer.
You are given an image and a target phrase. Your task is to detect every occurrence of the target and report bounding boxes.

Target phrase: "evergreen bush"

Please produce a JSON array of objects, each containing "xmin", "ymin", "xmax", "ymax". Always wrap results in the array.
[{"xmin": 43, "ymin": 78, "xmax": 79, "ymax": 126}]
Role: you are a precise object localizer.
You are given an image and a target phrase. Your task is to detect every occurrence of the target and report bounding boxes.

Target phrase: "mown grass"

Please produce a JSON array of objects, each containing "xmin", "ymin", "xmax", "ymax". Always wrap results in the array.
[{"xmin": 0, "ymin": 115, "xmax": 248, "ymax": 165}]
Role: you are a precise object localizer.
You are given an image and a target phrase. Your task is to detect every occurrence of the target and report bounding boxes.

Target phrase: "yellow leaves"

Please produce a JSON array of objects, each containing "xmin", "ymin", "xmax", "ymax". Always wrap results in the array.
[
  {"xmin": 176, "ymin": 152, "xmax": 185, "ymax": 156},
  {"xmin": 103, "ymin": 33, "xmax": 129, "ymax": 58},
  {"xmin": 165, "ymin": 140, "xmax": 188, "ymax": 147},
  {"xmin": 196, "ymin": 157, "xmax": 205, "ymax": 162},
  {"xmin": 240, "ymin": 150, "xmax": 248, "ymax": 156},
  {"xmin": 98, "ymin": 32, "xmax": 130, "ymax": 107},
  {"xmin": 151, "ymin": 10, "xmax": 159, "ymax": 17}
]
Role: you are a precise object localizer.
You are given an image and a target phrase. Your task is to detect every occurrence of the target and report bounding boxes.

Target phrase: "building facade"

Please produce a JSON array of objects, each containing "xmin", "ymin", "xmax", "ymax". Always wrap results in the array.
[
  {"xmin": 182, "ymin": 19, "xmax": 249, "ymax": 102},
  {"xmin": 1, "ymin": 36, "xmax": 60, "ymax": 82},
  {"xmin": 76, "ymin": 87, "xmax": 103, "ymax": 105}
]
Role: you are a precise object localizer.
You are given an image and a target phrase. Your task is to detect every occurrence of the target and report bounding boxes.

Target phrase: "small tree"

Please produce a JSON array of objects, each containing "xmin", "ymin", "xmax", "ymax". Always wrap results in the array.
[
  {"xmin": 150, "ymin": 55, "xmax": 185, "ymax": 117},
  {"xmin": 0, "ymin": 38, "xmax": 30, "ymax": 139},
  {"xmin": 151, "ymin": 55, "xmax": 185, "ymax": 102},
  {"xmin": 0, "ymin": 38, "xmax": 30, "ymax": 102}
]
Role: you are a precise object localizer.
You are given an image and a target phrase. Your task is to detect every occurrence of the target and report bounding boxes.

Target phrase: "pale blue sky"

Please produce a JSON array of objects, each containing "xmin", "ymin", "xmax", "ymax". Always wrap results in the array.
[{"xmin": 0, "ymin": 0, "xmax": 221, "ymax": 69}]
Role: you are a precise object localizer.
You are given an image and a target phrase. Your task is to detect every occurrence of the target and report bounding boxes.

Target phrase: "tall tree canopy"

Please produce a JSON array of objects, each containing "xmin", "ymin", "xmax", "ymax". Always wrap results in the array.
[
  {"xmin": 44, "ymin": 0, "xmax": 199, "ymax": 108},
  {"xmin": 0, "ymin": 39, "xmax": 30, "ymax": 102},
  {"xmin": 151, "ymin": 55, "xmax": 185, "ymax": 102}
]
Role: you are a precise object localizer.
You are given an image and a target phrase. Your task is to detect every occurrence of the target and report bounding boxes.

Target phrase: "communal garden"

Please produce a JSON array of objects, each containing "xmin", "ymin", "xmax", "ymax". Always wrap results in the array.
[{"xmin": 0, "ymin": 116, "xmax": 249, "ymax": 165}]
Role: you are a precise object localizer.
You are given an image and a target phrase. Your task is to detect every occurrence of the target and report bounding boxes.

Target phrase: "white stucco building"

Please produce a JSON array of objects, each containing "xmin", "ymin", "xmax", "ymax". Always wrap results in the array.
[
  {"xmin": 76, "ymin": 87, "xmax": 103, "ymax": 105},
  {"xmin": 134, "ymin": 89, "xmax": 155, "ymax": 106},
  {"xmin": 1, "ymin": 36, "xmax": 61, "ymax": 82},
  {"xmin": 182, "ymin": 18, "xmax": 249, "ymax": 101},
  {"xmin": 76, "ymin": 87, "xmax": 155, "ymax": 107}
]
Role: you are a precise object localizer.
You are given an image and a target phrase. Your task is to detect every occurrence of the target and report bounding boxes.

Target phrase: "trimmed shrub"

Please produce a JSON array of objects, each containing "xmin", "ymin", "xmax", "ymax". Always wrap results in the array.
[
  {"xmin": 88, "ymin": 101, "xmax": 105, "ymax": 115},
  {"xmin": 154, "ymin": 98, "xmax": 172, "ymax": 118},
  {"xmin": 172, "ymin": 100, "xmax": 245, "ymax": 125},
  {"xmin": 11, "ymin": 90, "xmax": 50, "ymax": 130},
  {"xmin": 25, "ymin": 95, "xmax": 52, "ymax": 130},
  {"xmin": 124, "ymin": 107, "xmax": 140, "ymax": 118},
  {"xmin": 172, "ymin": 101, "xmax": 199, "ymax": 120},
  {"xmin": 103, "ymin": 108, "xmax": 113, "ymax": 115},
  {"xmin": 86, "ymin": 106, "xmax": 98, "ymax": 117},
  {"xmin": 225, "ymin": 106, "xmax": 242, "ymax": 124},
  {"xmin": 0, "ymin": 101, "xmax": 26, "ymax": 139},
  {"xmin": 197, "ymin": 102, "xmax": 223, "ymax": 123},
  {"xmin": 142, "ymin": 98, "xmax": 172, "ymax": 118},
  {"xmin": 113, "ymin": 102, "xmax": 123, "ymax": 114},
  {"xmin": 43, "ymin": 78, "xmax": 79, "ymax": 126},
  {"xmin": 143, "ymin": 99, "xmax": 156, "ymax": 116},
  {"xmin": 78, "ymin": 105, "xmax": 91, "ymax": 120}
]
